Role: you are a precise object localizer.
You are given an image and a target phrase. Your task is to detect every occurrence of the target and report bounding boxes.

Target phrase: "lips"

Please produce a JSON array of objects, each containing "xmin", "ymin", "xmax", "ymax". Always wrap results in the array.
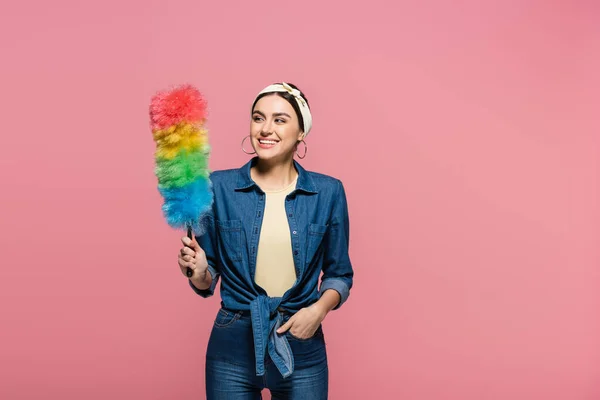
[{"xmin": 257, "ymin": 138, "xmax": 279, "ymax": 149}]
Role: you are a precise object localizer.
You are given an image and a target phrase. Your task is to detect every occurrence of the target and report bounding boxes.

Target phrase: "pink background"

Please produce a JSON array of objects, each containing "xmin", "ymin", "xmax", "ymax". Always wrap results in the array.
[{"xmin": 1, "ymin": 1, "xmax": 599, "ymax": 399}]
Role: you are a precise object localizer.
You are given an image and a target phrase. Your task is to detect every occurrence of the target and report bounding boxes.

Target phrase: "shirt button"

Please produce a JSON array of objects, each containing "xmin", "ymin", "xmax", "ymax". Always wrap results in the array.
[
  {"xmin": 292, "ymin": 231, "xmax": 297, "ymax": 235},
  {"xmin": 294, "ymin": 250, "xmax": 299, "ymax": 255},
  {"xmin": 288, "ymin": 213, "xmax": 293, "ymax": 217}
]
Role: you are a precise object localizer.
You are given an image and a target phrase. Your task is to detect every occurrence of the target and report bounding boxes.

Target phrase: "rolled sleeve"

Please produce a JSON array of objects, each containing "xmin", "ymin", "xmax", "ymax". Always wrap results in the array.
[
  {"xmin": 319, "ymin": 278, "xmax": 350, "ymax": 308},
  {"xmin": 318, "ymin": 179, "xmax": 354, "ymax": 310},
  {"xmin": 188, "ymin": 264, "xmax": 220, "ymax": 297}
]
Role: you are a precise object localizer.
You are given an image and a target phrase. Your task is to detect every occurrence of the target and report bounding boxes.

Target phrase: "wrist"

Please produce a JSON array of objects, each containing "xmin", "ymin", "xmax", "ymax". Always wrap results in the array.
[
  {"xmin": 313, "ymin": 298, "xmax": 331, "ymax": 320},
  {"xmin": 190, "ymin": 269, "xmax": 210, "ymax": 290},
  {"xmin": 316, "ymin": 289, "xmax": 341, "ymax": 315}
]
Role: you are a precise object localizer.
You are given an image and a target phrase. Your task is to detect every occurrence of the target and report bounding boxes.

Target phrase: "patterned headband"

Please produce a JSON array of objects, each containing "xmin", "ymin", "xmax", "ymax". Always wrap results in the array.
[{"xmin": 255, "ymin": 82, "xmax": 312, "ymax": 136}]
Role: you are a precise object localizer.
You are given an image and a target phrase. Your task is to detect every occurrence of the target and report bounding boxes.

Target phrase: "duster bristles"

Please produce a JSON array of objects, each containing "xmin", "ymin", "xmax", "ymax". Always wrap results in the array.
[
  {"xmin": 150, "ymin": 85, "xmax": 208, "ymax": 131},
  {"xmin": 149, "ymin": 84, "xmax": 213, "ymax": 233}
]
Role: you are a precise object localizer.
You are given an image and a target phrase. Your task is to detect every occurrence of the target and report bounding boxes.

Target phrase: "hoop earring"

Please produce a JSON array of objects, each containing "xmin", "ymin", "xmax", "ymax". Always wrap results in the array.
[
  {"xmin": 241, "ymin": 135, "xmax": 256, "ymax": 155},
  {"xmin": 295, "ymin": 139, "xmax": 307, "ymax": 159}
]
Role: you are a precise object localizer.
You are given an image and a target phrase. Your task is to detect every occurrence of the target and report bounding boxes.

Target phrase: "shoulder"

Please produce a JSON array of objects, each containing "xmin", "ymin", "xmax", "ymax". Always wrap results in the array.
[
  {"xmin": 303, "ymin": 169, "xmax": 348, "ymax": 203},
  {"xmin": 208, "ymin": 168, "xmax": 238, "ymax": 180},
  {"xmin": 304, "ymin": 169, "xmax": 344, "ymax": 191},
  {"xmin": 207, "ymin": 168, "xmax": 239, "ymax": 188}
]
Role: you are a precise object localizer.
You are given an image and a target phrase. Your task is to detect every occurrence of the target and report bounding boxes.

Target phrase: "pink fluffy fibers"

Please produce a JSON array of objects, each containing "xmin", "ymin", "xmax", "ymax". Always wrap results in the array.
[{"xmin": 149, "ymin": 84, "xmax": 208, "ymax": 131}]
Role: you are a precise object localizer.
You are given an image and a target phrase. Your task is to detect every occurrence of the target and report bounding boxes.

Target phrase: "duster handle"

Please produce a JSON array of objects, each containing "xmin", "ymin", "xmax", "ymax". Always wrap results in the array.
[{"xmin": 185, "ymin": 225, "xmax": 194, "ymax": 278}]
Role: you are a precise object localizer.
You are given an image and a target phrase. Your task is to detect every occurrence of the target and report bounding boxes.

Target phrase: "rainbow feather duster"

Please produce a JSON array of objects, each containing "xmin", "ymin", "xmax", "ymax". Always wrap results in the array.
[{"xmin": 149, "ymin": 84, "xmax": 213, "ymax": 256}]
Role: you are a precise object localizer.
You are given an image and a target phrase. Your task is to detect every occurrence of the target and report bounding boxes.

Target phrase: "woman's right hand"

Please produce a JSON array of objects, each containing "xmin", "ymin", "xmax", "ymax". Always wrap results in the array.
[{"xmin": 178, "ymin": 236, "xmax": 209, "ymax": 281}]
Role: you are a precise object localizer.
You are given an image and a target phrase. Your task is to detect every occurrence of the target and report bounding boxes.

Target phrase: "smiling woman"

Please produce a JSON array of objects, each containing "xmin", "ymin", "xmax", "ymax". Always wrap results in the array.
[
  {"xmin": 244, "ymin": 82, "xmax": 311, "ymax": 164},
  {"xmin": 177, "ymin": 82, "xmax": 354, "ymax": 399}
]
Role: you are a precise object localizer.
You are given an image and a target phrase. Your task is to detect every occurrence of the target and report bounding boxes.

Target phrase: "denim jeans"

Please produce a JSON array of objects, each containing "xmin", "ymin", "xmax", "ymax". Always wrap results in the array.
[{"xmin": 206, "ymin": 308, "xmax": 328, "ymax": 399}]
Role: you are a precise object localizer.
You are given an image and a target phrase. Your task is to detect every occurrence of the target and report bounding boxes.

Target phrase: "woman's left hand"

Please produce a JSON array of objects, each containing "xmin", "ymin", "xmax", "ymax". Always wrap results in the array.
[{"xmin": 276, "ymin": 303, "xmax": 327, "ymax": 340}]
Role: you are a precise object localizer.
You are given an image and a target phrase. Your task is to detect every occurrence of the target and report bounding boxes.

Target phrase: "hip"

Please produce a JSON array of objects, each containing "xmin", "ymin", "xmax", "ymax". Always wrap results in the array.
[{"xmin": 206, "ymin": 307, "xmax": 327, "ymax": 369}]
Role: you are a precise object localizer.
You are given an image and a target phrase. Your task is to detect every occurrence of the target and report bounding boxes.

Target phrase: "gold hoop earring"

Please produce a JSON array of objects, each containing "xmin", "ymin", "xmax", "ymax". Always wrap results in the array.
[
  {"xmin": 295, "ymin": 139, "xmax": 307, "ymax": 159},
  {"xmin": 241, "ymin": 135, "xmax": 256, "ymax": 155}
]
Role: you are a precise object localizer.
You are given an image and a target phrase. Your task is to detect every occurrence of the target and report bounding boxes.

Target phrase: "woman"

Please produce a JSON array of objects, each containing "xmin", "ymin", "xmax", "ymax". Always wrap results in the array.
[{"xmin": 177, "ymin": 82, "xmax": 354, "ymax": 399}]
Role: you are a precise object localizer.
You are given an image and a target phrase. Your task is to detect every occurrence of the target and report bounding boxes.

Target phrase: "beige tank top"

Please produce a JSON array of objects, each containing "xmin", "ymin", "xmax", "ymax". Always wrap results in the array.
[{"xmin": 254, "ymin": 177, "xmax": 298, "ymax": 297}]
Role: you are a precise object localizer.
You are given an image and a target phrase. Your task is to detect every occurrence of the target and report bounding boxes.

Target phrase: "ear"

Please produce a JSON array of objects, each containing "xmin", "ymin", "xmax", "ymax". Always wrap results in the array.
[{"xmin": 297, "ymin": 132, "xmax": 306, "ymax": 141}]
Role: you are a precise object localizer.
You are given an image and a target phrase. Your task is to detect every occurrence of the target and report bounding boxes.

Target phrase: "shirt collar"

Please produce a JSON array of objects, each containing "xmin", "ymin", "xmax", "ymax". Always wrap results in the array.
[{"xmin": 235, "ymin": 156, "xmax": 318, "ymax": 194}]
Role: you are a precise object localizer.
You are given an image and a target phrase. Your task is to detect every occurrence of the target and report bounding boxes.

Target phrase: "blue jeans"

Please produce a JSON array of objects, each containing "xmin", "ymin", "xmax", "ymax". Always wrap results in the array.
[{"xmin": 205, "ymin": 308, "xmax": 328, "ymax": 399}]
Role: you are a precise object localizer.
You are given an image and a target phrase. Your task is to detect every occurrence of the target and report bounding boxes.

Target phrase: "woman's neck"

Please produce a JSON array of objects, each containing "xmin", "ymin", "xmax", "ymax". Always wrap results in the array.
[{"xmin": 251, "ymin": 158, "xmax": 298, "ymax": 192}]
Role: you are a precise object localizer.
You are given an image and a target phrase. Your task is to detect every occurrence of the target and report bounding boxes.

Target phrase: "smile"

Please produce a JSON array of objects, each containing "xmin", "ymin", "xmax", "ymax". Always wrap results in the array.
[{"xmin": 257, "ymin": 139, "xmax": 279, "ymax": 148}]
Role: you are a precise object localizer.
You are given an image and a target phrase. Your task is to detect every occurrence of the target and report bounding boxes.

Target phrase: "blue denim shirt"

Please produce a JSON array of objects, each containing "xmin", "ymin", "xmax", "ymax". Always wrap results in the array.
[{"xmin": 188, "ymin": 156, "xmax": 353, "ymax": 378}]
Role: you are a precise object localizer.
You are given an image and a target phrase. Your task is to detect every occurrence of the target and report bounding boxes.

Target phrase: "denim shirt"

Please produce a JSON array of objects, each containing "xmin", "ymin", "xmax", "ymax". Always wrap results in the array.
[{"xmin": 188, "ymin": 156, "xmax": 354, "ymax": 378}]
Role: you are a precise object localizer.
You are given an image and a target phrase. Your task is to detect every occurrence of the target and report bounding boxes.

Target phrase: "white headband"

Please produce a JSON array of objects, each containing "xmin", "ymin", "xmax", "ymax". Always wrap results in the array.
[{"xmin": 255, "ymin": 82, "xmax": 312, "ymax": 136}]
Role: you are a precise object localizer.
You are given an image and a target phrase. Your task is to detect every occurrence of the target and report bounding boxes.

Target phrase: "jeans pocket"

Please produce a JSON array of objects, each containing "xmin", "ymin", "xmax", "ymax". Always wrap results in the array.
[
  {"xmin": 214, "ymin": 308, "xmax": 242, "ymax": 328},
  {"xmin": 286, "ymin": 325, "xmax": 323, "ymax": 342}
]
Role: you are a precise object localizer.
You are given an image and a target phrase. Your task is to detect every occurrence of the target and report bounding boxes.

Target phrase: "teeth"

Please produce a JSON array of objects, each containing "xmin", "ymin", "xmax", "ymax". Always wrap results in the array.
[{"xmin": 259, "ymin": 140, "xmax": 277, "ymax": 144}]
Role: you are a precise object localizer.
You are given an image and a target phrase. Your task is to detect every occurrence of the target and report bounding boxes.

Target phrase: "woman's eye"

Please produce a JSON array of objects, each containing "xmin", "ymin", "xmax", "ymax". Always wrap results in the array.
[
  {"xmin": 253, "ymin": 116, "xmax": 263, "ymax": 122},
  {"xmin": 275, "ymin": 118, "xmax": 286, "ymax": 124}
]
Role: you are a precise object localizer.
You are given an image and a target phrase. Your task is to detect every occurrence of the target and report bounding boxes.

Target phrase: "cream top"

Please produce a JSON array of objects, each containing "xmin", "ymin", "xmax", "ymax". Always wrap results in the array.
[{"xmin": 254, "ymin": 177, "xmax": 298, "ymax": 297}]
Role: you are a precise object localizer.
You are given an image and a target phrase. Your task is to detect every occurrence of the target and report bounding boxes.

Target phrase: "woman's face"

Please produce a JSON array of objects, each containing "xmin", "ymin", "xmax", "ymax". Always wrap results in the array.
[{"xmin": 250, "ymin": 94, "xmax": 305, "ymax": 162}]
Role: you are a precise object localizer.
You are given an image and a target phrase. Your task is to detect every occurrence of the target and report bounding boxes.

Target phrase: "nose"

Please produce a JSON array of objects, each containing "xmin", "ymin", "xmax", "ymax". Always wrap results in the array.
[{"xmin": 260, "ymin": 119, "xmax": 274, "ymax": 135}]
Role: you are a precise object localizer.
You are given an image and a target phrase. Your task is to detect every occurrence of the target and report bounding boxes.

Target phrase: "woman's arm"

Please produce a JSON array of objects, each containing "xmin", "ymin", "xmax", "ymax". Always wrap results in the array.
[
  {"xmin": 318, "ymin": 179, "xmax": 354, "ymax": 309},
  {"xmin": 187, "ymin": 242, "xmax": 213, "ymax": 291},
  {"xmin": 276, "ymin": 179, "xmax": 354, "ymax": 339},
  {"xmin": 188, "ymin": 207, "xmax": 221, "ymax": 297},
  {"xmin": 313, "ymin": 289, "xmax": 341, "ymax": 316}
]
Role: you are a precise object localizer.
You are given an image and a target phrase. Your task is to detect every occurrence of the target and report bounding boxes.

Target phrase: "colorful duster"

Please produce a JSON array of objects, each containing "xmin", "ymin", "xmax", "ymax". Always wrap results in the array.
[{"xmin": 149, "ymin": 85, "xmax": 213, "ymax": 276}]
